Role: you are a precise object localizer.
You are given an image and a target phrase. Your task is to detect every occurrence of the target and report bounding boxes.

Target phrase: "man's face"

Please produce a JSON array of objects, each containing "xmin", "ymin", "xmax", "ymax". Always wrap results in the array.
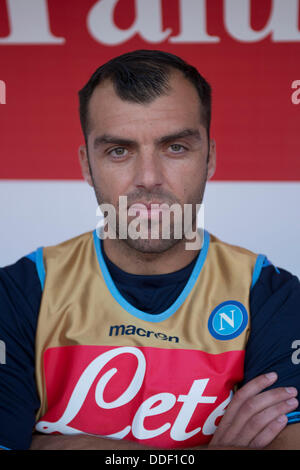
[{"xmin": 79, "ymin": 72, "xmax": 216, "ymax": 254}]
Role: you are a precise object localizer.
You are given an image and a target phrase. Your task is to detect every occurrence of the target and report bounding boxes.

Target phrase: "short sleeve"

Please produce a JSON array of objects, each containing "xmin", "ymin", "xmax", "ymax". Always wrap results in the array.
[
  {"xmin": 0, "ymin": 256, "xmax": 41, "ymax": 449},
  {"xmin": 242, "ymin": 264, "xmax": 300, "ymax": 424}
]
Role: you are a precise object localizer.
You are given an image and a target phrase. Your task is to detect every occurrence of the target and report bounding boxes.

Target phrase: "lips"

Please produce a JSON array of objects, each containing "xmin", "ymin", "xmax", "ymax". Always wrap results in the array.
[
  {"xmin": 129, "ymin": 201, "xmax": 169, "ymax": 218},
  {"xmin": 130, "ymin": 201, "xmax": 166, "ymax": 209}
]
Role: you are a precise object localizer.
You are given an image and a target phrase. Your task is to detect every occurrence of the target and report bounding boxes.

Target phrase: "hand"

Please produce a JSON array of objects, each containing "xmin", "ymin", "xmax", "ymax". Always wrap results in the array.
[{"xmin": 209, "ymin": 372, "xmax": 298, "ymax": 449}]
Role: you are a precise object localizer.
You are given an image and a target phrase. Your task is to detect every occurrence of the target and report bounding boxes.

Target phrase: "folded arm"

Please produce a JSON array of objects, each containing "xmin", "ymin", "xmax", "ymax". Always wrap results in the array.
[{"xmin": 29, "ymin": 372, "xmax": 299, "ymax": 450}]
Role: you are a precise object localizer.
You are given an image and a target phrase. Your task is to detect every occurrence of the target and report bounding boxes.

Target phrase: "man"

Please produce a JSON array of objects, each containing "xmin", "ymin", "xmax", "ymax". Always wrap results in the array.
[{"xmin": 0, "ymin": 50, "xmax": 300, "ymax": 450}]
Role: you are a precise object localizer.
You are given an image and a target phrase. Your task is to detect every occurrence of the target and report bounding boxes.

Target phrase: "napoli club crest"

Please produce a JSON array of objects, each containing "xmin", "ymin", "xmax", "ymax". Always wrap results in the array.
[{"xmin": 208, "ymin": 301, "xmax": 248, "ymax": 341}]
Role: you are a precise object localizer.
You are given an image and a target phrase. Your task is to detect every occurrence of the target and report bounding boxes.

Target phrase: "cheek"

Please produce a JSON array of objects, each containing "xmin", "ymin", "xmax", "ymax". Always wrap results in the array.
[
  {"xmin": 181, "ymin": 164, "xmax": 208, "ymax": 202},
  {"xmin": 91, "ymin": 164, "xmax": 132, "ymax": 204},
  {"xmin": 170, "ymin": 160, "xmax": 206, "ymax": 194}
]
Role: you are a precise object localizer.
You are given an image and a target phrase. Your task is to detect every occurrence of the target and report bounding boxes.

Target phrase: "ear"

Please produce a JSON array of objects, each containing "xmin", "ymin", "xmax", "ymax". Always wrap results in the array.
[
  {"xmin": 78, "ymin": 145, "xmax": 93, "ymax": 187},
  {"xmin": 207, "ymin": 139, "xmax": 216, "ymax": 181}
]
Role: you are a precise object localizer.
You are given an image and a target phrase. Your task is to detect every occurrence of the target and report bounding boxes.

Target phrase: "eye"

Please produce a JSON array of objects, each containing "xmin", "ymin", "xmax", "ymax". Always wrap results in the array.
[
  {"xmin": 108, "ymin": 147, "xmax": 128, "ymax": 158},
  {"xmin": 169, "ymin": 143, "xmax": 186, "ymax": 154}
]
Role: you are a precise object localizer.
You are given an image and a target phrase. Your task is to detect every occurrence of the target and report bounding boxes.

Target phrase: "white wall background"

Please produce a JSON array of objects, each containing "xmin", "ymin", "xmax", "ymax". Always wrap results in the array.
[{"xmin": 0, "ymin": 180, "xmax": 299, "ymax": 278}]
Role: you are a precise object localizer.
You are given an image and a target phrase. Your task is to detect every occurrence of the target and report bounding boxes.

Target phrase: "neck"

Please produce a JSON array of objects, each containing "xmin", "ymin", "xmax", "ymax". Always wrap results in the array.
[{"xmin": 102, "ymin": 235, "xmax": 201, "ymax": 275}]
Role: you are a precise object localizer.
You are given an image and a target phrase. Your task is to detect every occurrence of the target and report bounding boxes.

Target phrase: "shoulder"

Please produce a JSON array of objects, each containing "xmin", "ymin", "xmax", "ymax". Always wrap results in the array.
[
  {"xmin": 248, "ymin": 261, "xmax": 300, "ymax": 344},
  {"xmin": 244, "ymin": 264, "xmax": 300, "ymax": 414},
  {"xmin": 209, "ymin": 233, "xmax": 258, "ymax": 260},
  {"xmin": 250, "ymin": 263, "xmax": 300, "ymax": 315},
  {"xmin": 43, "ymin": 230, "xmax": 95, "ymax": 256},
  {"xmin": 0, "ymin": 255, "xmax": 42, "ymax": 449},
  {"xmin": 0, "ymin": 253, "xmax": 42, "ymax": 333}
]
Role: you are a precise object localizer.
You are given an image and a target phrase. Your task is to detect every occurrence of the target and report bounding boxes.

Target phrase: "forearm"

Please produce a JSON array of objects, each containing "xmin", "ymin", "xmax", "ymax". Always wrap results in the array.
[
  {"xmin": 30, "ymin": 434, "xmax": 156, "ymax": 450},
  {"xmin": 29, "ymin": 434, "xmax": 250, "ymax": 451},
  {"xmin": 29, "ymin": 374, "xmax": 300, "ymax": 451}
]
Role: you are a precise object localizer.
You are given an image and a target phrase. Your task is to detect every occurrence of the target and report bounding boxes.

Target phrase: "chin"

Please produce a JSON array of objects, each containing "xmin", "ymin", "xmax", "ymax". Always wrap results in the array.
[{"xmin": 123, "ymin": 236, "xmax": 182, "ymax": 255}]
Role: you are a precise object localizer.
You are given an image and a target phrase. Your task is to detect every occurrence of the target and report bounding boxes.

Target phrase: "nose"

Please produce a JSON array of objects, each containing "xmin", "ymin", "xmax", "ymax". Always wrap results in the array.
[{"xmin": 133, "ymin": 147, "xmax": 163, "ymax": 193}]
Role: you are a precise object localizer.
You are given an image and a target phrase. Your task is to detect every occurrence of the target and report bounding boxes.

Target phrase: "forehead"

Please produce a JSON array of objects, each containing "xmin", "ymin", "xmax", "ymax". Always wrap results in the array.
[{"xmin": 87, "ymin": 73, "xmax": 204, "ymax": 140}]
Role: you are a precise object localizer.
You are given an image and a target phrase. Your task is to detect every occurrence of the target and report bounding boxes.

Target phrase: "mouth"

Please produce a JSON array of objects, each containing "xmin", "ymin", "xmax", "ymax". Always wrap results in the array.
[{"xmin": 129, "ymin": 201, "xmax": 170, "ymax": 219}]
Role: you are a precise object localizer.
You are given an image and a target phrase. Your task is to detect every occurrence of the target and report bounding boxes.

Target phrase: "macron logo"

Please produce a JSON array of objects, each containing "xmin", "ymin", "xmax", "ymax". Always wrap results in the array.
[{"xmin": 109, "ymin": 324, "xmax": 179, "ymax": 343}]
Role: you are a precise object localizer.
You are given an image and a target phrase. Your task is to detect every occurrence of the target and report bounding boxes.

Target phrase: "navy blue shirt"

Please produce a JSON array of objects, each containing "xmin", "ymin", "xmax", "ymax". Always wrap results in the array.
[{"xmin": 0, "ymin": 242, "xmax": 300, "ymax": 449}]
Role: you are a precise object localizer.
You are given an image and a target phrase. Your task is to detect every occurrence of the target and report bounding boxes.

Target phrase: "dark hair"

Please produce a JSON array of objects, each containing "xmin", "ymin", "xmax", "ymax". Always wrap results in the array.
[{"xmin": 78, "ymin": 50, "xmax": 212, "ymax": 143}]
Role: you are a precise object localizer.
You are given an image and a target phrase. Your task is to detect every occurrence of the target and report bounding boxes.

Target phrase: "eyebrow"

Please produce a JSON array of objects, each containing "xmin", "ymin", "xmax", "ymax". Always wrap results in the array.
[
  {"xmin": 155, "ymin": 128, "xmax": 201, "ymax": 145},
  {"xmin": 93, "ymin": 128, "xmax": 201, "ymax": 150},
  {"xmin": 93, "ymin": 134, "xmax": 136, "ymax": 149}
]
